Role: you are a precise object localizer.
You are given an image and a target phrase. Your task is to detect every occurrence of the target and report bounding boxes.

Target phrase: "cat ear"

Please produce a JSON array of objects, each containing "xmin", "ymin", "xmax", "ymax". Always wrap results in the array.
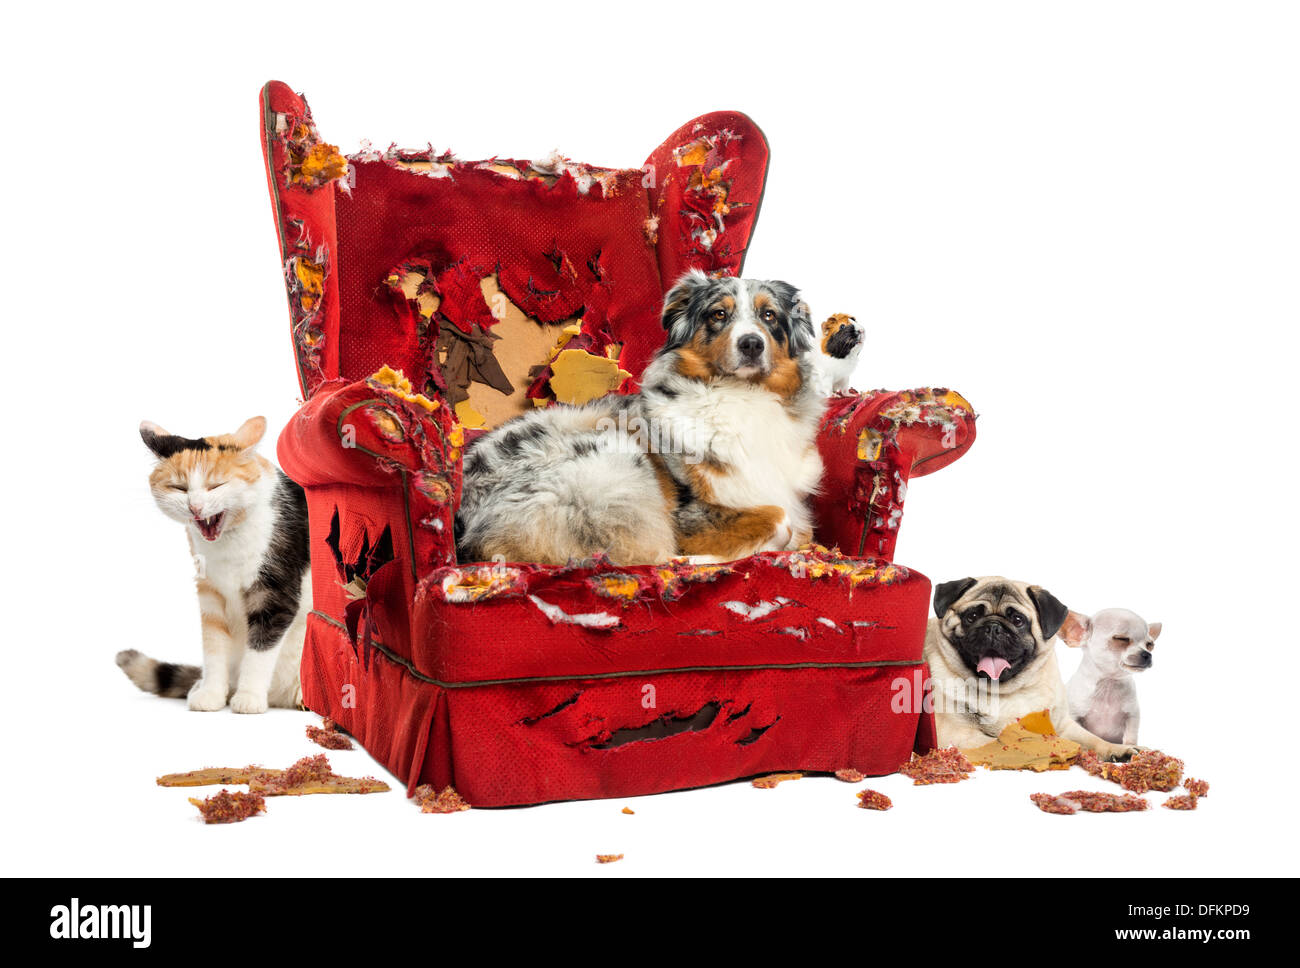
[
  {"xmin": 232, "ymin": 416, "xmax": 267, "ymax": 450},
  {"xmin": 139, "ymin": 420, "xmax": 171, "ymax": 457}
]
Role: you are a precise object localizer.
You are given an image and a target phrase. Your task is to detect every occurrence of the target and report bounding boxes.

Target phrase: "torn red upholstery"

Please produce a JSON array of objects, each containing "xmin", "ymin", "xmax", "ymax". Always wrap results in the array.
[{"xmin": 263, "ymin": 80, "xmax": 975, "ymax": 806}]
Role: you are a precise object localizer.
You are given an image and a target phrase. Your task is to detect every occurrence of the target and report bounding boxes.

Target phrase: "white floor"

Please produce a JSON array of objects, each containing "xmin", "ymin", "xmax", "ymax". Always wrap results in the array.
[{"xmin": 3, "ymin": 651, "xmax": 1276, "ymax": 877}]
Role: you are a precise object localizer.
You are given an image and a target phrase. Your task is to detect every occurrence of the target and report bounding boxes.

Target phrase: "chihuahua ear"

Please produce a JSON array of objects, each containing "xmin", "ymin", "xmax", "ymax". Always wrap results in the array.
[
  {"xmin": 933, "ymin": 578, "xmax": 977, "ymax": 619},
  {"xmin": 231, "ymin": 416, "xmax": 267, "ymax": 450},
  {"xmin": 1148, "ymin": 622, "xmax": 1162, "ymax": 641},
  {"xmin": 1058, "ymin": 610, "xmax": 1092, "ymax": 647},
  {"xmin": 1028, "ymin": 586, "xmax": 1069, "ymax": 640}
]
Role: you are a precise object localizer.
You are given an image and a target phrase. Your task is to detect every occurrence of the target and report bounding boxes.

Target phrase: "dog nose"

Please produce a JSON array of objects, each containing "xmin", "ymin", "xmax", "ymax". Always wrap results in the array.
[
  {"xmin": 1135, "ymin": 651, "xmax": 1152, "ymax": 667},
  {"xmin": 738, "ymin": 334, "xmax": 764, "ymax": 359}
]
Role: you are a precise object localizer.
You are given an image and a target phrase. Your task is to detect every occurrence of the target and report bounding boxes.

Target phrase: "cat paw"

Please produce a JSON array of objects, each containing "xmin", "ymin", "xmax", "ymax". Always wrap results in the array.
[
  {"xmin": 188, "ymin": 684, "xmax": 227, "ymax": 712},
  {"xmin": 230, "ymin": 691, "xmax": 269, "ymax": 715}
]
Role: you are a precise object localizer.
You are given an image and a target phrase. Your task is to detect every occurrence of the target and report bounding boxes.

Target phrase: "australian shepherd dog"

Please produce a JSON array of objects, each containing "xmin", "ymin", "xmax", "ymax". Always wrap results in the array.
[{"xmin": 455, "ymin": 270, "xmax": 826, "ymax": 566}]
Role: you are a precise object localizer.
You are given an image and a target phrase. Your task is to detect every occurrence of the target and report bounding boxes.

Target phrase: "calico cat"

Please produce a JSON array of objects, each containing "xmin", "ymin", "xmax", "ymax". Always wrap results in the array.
[{"xmin": 116, "ymin": 416, "xmax": 311, "ymax": 713}]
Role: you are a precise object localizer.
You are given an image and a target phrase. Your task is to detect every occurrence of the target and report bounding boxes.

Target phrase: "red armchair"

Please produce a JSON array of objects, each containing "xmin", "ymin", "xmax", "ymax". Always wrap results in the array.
[{"xmin": 262, "ymin": 81, "xmax": 976, "ymax": 806}]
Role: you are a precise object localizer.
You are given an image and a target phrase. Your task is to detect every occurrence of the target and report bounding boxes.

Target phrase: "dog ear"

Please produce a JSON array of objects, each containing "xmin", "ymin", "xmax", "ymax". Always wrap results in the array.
[
  {"xmin": 933, "ymin": 578, "xmax": 977, "ymax": 618},
  {"xmin": 765, "ymin": 280, "xmax": 814, "ymax": 355},
  {"xmin": 1148, "ymin": 621, "xmax": 1162, "ymax": 641},
  {"xmin": 1058, "ymin": 610, "xmax": 1092, "ymax": 647},
  {"xmin": 661, "ymin": 269, "xmax": 709, "ymax": 350},
  {"xmin": 1028, "ymin": 586, "xmax": 1069, "ymax": 640}
]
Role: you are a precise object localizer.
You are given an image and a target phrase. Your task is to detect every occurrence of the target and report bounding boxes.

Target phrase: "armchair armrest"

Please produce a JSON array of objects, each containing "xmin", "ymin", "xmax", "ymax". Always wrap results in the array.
[
  {"xmin": 278, "ymin": 368, "xmax": 463, "ymax": 661},
  {"xmin": 814, "ymin": 388, "xmax": 977, "ymax": 560}
]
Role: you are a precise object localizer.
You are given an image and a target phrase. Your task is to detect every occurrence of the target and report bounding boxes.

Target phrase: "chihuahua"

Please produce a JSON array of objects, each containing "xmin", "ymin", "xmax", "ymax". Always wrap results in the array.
[{"xmin": 1060, "ymin": 608, "xmax": 1162, "ymax": 746}]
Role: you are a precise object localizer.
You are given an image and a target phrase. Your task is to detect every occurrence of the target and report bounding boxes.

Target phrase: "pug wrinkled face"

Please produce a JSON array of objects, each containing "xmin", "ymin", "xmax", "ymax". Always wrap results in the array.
[{"xmin": 934, "ymin": 577, "xmax": 1069, "ymax": 684}]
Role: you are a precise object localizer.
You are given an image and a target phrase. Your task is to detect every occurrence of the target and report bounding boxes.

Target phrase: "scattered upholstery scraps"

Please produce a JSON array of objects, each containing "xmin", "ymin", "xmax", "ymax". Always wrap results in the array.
[
  {"xmin": 306, "ymin": 718, "xmax": 353, "ymax": 751},
  {"xmin": 158, "ymin": 766, "xmax": 280, "ymax": 787},
  {"xmin": 190, "ymin": 789, "xmax": 266, "ymax": 824},
  {"xmin": 835, "ymin": 768, "xmax": 865, "ymax": 783},
  {"xmin": 1030, "ymin": 790, "xmax": 1149, "ymax": 815},
  {"xmin": 160, "ymin": 756, "xmax": 388, "ymax": 797},
  {"xmin": 752, "ymin": 772, "xmax": 802, "ymax": 789},
  {"xmin": 596, "ymin": 854, "xmax": 625, "ymax": 864},
  {"xmin": 898, "ymin": 747, "xmax": 974, "ymax": 785},
  {"xmin": 248, "ymin": 755, "xmax": 388, "ymax": 796},
  {"xmin": 413, "ymin": 784, "xmax": 470, "ymax": 814},
  {"xmin": 963, "ymin": 711, "xmax": 1081, "ymax": 772},
  {"xmin": 1163, "ymin": 794, "xmax": 1200, "ymax": 811},
  {"xmin": 1077, "ymin": 748, "xmax": 1185, "ymax": 793},
  {"xmin": 856, "ymin": 789, "xmax": 892, "ymax": 810}
]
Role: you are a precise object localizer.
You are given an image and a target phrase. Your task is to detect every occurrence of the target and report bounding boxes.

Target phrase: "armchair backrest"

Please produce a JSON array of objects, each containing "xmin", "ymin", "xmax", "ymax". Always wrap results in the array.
[{"xmin": 260, "ymin": 81, "xmax": 770, "ymax": 427}]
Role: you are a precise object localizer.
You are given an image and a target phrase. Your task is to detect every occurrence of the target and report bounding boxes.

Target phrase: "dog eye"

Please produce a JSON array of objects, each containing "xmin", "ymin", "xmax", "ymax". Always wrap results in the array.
[
  {"xmin": 168, "ymin": 484, "xmax": 187, "ymax": 491},
  {"xmin": 207, "ymin": 481, "xmax": 226, "ymax": 490},
  {"xmin": 962, "ymin": 606, "xmax": 983, "ymax": 625},
  {"xmin": 761, "ymin": 309, "xmax": 776, "ymax": 322},
  {"xmin": 1007, "ymin": 610, "xmax": 1025, "ymax": 627},
  {"xmin": 710, "ymin": 309, "xmax": 727, "ymax": 322},
  {"xmin": 1112, "ymin": 635, "xmax": 1131, "ymax": 645}
]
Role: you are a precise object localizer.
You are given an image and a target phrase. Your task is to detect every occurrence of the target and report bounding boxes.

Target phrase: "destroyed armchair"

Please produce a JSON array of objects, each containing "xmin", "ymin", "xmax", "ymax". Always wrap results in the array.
[{"xmin": 262, "ymin": 80, "xmax": 976, "ymax": 806}]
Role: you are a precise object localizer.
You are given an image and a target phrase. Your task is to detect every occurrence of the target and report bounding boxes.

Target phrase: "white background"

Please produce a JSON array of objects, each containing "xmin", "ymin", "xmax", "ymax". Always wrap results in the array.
[{"xmin": 3, "ymin": 1, "xmax": 1296, "ymax": 877}]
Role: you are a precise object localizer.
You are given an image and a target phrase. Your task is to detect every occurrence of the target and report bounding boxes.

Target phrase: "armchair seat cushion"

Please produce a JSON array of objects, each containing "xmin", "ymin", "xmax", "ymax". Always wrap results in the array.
[{"xmin": 415, "ymin": 550, "xmax": 924, "ymax": 683}]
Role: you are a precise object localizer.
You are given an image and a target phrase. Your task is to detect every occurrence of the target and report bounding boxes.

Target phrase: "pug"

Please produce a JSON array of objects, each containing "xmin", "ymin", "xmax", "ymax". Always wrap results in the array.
[{"xmin": 923, "ymin": 576, "xmax": 1136, "ymax": 760}]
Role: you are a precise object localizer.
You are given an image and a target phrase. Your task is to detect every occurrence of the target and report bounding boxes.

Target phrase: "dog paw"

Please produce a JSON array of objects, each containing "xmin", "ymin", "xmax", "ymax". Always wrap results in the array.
[
  {"xmin": 188, "ymin": 683, "xmax": 227, "ymax": 712},
  {"xmin": 230, "ymin": 690, "xmax": 269, "ymax": 715}
]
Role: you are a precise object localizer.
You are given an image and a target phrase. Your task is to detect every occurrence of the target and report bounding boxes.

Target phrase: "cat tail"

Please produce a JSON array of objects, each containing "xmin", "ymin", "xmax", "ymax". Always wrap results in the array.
[{"xmin": 115, "ymin": 649, "xmax": 201, "ymax": 699}]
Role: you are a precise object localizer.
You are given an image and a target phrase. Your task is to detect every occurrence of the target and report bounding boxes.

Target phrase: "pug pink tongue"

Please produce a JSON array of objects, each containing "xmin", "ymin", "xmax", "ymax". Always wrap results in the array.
[{"xmin": 977, "ymin": 656, "xmax": 1010, "ymax": 680}]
